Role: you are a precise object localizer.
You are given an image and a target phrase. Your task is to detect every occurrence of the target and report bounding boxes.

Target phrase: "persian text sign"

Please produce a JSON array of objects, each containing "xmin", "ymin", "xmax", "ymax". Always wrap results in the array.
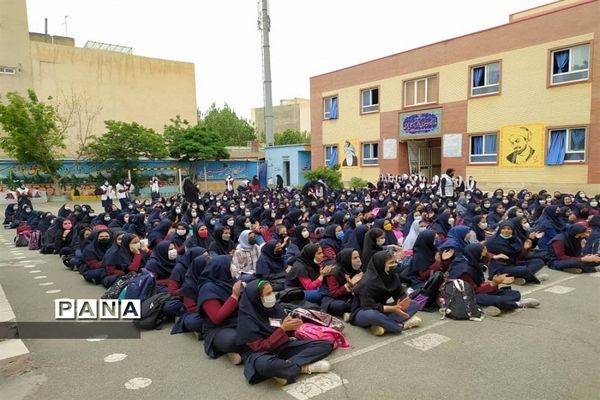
[{"xmin": 399, "ymin": 108, "xmax": 442, "ymax": 139}]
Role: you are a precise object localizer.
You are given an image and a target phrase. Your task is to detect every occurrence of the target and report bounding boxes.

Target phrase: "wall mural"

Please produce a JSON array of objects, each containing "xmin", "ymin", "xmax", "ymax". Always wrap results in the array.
[
  {"xmin": 339, "ymin": 139, "xmax": 360, "ymax": 168},
  {"xmin": 499, "ymin": 124, "xmax": 545, "ymax": 168}
]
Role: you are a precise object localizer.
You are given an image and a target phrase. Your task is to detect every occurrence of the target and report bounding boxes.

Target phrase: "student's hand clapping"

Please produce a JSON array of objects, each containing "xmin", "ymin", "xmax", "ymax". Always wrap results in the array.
[
  {"xmin": 320, "ymin": 265, "xmax": 335, "ymax": 277},
  {"xmin": 524, "ymin": 239, "xmax": 532, "ymax": 250},
  {"xmin": 492, "ymin": 273, "xmax": 514, "ymax": 285},
  {"xmin": 231, "ymin": 281, "xmax": 242, "ymax": 300},
  {"xmin": 281, "ymin": 315, "xmax": 303, "ymax": 332},
  {"xmin": 441, "ymin": 249, "xmax": 455, "ymax": 261},
  {"xmin": 582, "ymin": 254, "xmax": 600, "ymax": 263},
  {"xmin": 493, "ymin": 253, "xmax": 510, "ymax": 260}
]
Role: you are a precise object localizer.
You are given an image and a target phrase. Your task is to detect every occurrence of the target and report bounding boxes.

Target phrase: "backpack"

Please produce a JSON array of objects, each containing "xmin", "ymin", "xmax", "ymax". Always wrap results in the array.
[
  {"xmin": 14, "ymin": 231, "xmax": 31, "ymax": 247},
  {"xmin": 125, "ymin": 271, "xmax": 156, "ymax": 302},
  {"xmin": 101, "ymin": 272, "xmax": 138, "ymax": 299},
  {"xmin": 288, "ymin": 308, "xmax": 345, "ymax": 332},
  {"xmin": 409, "ymin": 271, "xmax": 445, "ymax": 311},
  {"xmin": 294, "ymin": 323, "xmax": 350, "ymax": 350},
  {"xmin": 133, "ymin": 292, "xmax": 172, "ymax": 330},
  {"xmin": 439, "ymin": 279, "xmax": 482, "ymax": 321},
  {"xmin": 16, "ymin": 222, "xmax": 30, "ymax": 234},
  {"xmin": 28, "ymin": 230, "xmax": 42, "ymax": 250}
]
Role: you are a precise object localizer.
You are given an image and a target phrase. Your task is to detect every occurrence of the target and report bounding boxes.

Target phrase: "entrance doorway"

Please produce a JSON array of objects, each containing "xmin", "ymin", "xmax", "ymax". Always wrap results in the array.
[
  {"xmin": 407, "ymin": 139, "xmax": 441, "ymax": 180},
  {"xmin": 283, "ymin": 159, "xmax": 291, "ymax": 186}
]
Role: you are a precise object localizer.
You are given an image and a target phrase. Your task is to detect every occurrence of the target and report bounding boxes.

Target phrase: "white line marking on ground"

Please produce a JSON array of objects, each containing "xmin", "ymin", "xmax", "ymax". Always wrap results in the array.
[
  {"xmin": 45, "ymin": 289, "xmax": 61, "ymax": 294},
  {"xmin": 520, "ymin": 274, "xmax": 579, "ymax": 296},
  {"xmin": 544, "ymin": 285, "xmax": 575, "ymax": 294},
  {"xmin": 19, "ymin": 260, "xmax": 46, "ymax": 264},
  {"xmin": 39, "ymin": 282, "xmax": 54, "ymax": 286},
  {"xmin": 23, "ymin": 264, "xmax": 36, "ymax": 268},
  {"xmin": 282, "ymin": 373, "xmax": 347, "ymax": 400},
  {"xmin": 28, "ymin": 270, "xmax": 41, "ymax": 274},
  {"xmin": 86, "ymin": 334, "xmax": 108, "ymax": 342},
  {"xmin": 33, "ymin": 276, "xmax": 47, "ymax": 280},
  {"xmin": 14, "ymin": 256, "xmax": 26, "ymax": 259},
  {"xmin": 404, "ymin": 333, "xmax": 451, "ymax": 352},
  {"xmin": 104, "ymin": 353, "xmax": 128, "ymax": 363},
  {"xmin": 124, "ymin": 377, "xmax": 152, "ymax": 390},
  {"xmin": 589, "ymin": 272, "xmax": 600, "ymax": 278},
  {"xmin": 328, "ymin": 320, "xmax": 448, "ymax": 365}
]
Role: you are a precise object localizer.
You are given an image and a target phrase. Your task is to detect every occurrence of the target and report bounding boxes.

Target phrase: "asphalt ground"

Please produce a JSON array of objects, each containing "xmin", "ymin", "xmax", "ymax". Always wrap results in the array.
[{"xmin": 0, "ymin": 201, "xmax": 599, "ymax": 400}]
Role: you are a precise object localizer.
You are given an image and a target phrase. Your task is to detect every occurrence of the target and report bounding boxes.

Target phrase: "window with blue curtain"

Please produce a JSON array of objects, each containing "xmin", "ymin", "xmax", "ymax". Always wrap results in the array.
[
  {"xmin": 546, "ymin": 130, "xmax": 566, "ymax": 165},
  {"xmin": 470, "ymin": 134, "xmax": 497, "ymax": 163},
  {"xmin": 485, "ymin": 134, "xmax": 497, "ymax": 154},
  {"xmin": 471, "ymin": 136, "xmax": 483, "ymax": 154},
  {"xmin": 329, "ymin": 97, "xmax": 338, "ymax": 119},
  {"xmin": 472, "ymin": 67, "xmax": 485, "ymax": 87},
  {"xmin": 553, "ymin": 50, "xmax": 569, "ymax": 74}
]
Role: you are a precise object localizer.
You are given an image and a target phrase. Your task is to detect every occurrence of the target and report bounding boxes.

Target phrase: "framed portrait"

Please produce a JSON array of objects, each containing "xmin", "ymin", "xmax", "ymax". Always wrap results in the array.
[{"xmin": 499, "ymin": 124, "xmax": 545, "ymax": 168}]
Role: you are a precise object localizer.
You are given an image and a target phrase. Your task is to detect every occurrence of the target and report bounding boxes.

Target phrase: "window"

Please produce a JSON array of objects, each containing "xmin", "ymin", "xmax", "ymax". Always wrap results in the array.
[
  {"xmin": 551, "ymin": 44, "xmax": 589, "ymax": 85},
  {"xmin": 470, "ymin": 134, "xmax": 497, "ymax": 163},
  {"xmin": 361, "ymin": 88, "xmax": 379, "ymax": 113},
  {"xmin": 324, "ymin": 145, "xmax": 338, "ymax": 166},
  {"xmin": 471, "ymin": 62, "xmax": 500, "ymax": 96},
  {"xmin": 323, "ymin": 96, "xmax": 338, "ymax": 120},
  {"xmin": 362, "ymin": 143, "xmax": 379, "ymax": 165},
  {"xmin": 546, "ymin": 128, "xmax": 586, "ymax": 165},
  {"xmin": 404, "ymin": 75, "xmax": 438, "ymax": 107},
  {"xmin": 0, "ymin": 66, "xmax": 16, "ymax": 75}
]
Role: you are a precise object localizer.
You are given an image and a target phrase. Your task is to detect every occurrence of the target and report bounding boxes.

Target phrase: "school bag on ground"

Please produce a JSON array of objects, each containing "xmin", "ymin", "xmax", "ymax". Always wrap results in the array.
[
  {"xmin": 409, "ymin": 271, "xmax": 445, "ymax": 311},
  {"xmin": 125, "ymin": 270, "xmax": 156, "ymax": 302},
  {"xmin": 133, "ymin": 292, "xmax": 172, "ymax": 330},
  {"xmin": 288, "ymin": 308, "xmax": 345, "ymax": 332},
  {"xmin": 14, "ymin": 231, "xmax": 31, "ymax": 247},
  {"xmin": 28, "ymin": 230, "xmax": 42, "ymax": 250},
  {"xmin": 101, "ymin": 272, "xmax": 138, "ymax": 299},
  {"xmin": 439, "ymin": 279, "xmax": 482, "ymax": 321},
  {"xmin": 294, "ymin": 323, "xmax": 350, "ymax": 350}
]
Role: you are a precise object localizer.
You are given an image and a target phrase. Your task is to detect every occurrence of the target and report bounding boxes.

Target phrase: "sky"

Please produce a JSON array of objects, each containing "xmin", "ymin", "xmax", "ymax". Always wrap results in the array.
[{"xmin": 25, "ymin": 0, "xmax": 553, "ymax": 120}]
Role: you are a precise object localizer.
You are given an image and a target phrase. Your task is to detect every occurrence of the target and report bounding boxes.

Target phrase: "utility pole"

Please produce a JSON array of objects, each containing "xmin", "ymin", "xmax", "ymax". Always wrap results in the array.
[
  {"xmin": 258, "ymin": 0, "xmax": 274, "ymax": 147},
  {"xmin": 63, "ymin": 15, "xmax": 68, "ymax": 36}
]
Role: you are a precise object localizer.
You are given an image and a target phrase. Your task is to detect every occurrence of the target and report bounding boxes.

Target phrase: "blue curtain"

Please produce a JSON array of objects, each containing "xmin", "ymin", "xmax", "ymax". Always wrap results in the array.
[
  {"xmin": 546, "ymin": 130, "xmax": 566, "ymax": 165},
  {"xmin": 329, "ymin": 98, "xmax": 338, "ymax": 119},
  {"xmin": 471, "ymin": 136, "xmax": 483, "ymax": 155},
  {"xmin": 328, "ymin": 148, "xmax": 338, "ymax": 167},
  {"xmin": 554, "ymin": 50, "xmax": 569, "ymax": 73},
  {"xmin": 473, "ymin": 67, "xmax": 484, "ymax": 87},
  {"xmin": 570, "ymin": 129, "xmax": 585, "ymax": 151}
]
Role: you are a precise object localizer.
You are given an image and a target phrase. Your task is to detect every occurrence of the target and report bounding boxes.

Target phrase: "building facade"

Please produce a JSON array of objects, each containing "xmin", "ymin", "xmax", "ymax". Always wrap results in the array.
[
  {"xmin": 0, "ymin": 0, "xmax": 197, "ymax": 158},
  {"xmin": 252, "ymin": 98, "xmax": 311, "ymax": 136},
  {"xmin": 310, "ymin": 0, "xmax": 599, "ymax": 192},
  {"xmin": 264, "ymin": 144, "xmax": 311, "ymax": 187}
]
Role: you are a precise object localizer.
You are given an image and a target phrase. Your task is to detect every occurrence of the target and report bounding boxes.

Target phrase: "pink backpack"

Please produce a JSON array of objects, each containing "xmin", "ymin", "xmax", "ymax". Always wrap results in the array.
[{"xmin": 294, "ymin": 323, "xmax": 351, "ymax": 350}]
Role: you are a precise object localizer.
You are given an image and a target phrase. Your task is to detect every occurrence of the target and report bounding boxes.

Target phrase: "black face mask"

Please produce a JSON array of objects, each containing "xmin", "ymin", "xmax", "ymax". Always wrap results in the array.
[
  {"xmin": 248, "ymin": 237, "xmax": 257, "ymax": 245},
  {"xmin": 98, "ymin": 238, "xmax": 111, "ymax": 247}
]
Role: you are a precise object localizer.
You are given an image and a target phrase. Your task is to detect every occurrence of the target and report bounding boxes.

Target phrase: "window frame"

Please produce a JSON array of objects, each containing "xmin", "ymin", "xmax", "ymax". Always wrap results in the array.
[
  {"xmin": 403, "ymin": 74, "xmax": 439, "ymax": 108},
  {"xmin": 324, "ymin": 145, "xmax": 338, "ymax": 165},
  {"xmin": 468, "ymin": 132, "xmax": 498, "ymax": 165},
  {"xmin": 0, "ymin": 66, "xmax": 16, "ymax": 75},
  {"xmin": 323, "ymin": 95, "xmax": 339, "ymax": 120},
  {"xmin": 468, "ymin": 60, "xmax": 502, "ymax": 98},
  {"xmin": 547, "ymin": 126, "xmax": 587, "ymax": 163},
  {"xmin": 361, "ymin": 142, "xmax": 379, "ymax": 166},
  {"xmin": 360, "ymin": 87, "xmax": 380, "ymax": 114},
  {"xmin": 548, "ymin": 42, "xmax": 591, "ymax": 87}
]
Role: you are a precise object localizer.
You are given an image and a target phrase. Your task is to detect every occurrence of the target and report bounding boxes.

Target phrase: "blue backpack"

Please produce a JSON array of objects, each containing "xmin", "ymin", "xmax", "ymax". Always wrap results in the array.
[{"xmin": 125, "ymin": 271, "xmax": 156, "ymax": 302}]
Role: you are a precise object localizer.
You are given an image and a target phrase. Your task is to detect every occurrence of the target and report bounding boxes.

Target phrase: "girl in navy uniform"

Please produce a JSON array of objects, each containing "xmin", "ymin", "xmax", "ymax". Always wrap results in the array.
[{"xmin": 548, "ymin": 224, "xmax": 600, "ymax": 273}]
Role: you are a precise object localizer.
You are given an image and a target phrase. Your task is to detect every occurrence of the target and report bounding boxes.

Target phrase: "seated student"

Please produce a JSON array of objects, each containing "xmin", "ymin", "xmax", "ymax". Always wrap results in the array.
[
  {"xmin": 321, "ymin": 248, "xmax": 363, "ymax": 318},
  {"xmin": 164, "ymin": 247, "xmax": 207, "ymax": 297},
  {"xmin": 166, "ymin": 222, "xmax": 189, "ymax": 254},
  {"xmin": 405, "ymin": 230, "xmax": 454, "ymax": 288},
  {"xmin": 437, "ymin": 226, "xmax": 472, "ymax": 256},
  {"xmin": 486, "ymin": 203, "xmax": 506, "ymax": 229},
  {"xmin": 80, "ymin": 228, "xmax": 113, "ymax": 285},
  {"xmin": 470, "ymin": 215, "xmax": 489, "ymax": 243},
  {"xmin": 401, "ymin": 218, "xmax": 427, "ymax": 254},
  {"xmin": 99, "ymin": 230, "xmax": 125, "ymax": 287},
  {"xmin": 429, "ymin": 211, "xmax": 453, "ymax": 242},
  {"xmin": 548, "ymin": 224, "xmax": 600, "ymax": 273},
  {"xmin": 53, "ymin": 218, "xmax": 75, "ymax": 255},
  {"xmin": 232, "ymin": 230, "xmax": 260, "ymax": 281},
  {"xmin": 532, "ymin": 205, "xmax": 565, "ymax": 251},
  {"xmin": 286, "ymin": 244, "xmax": 334, "ymax": 304},
  {"xmin": 255, "ymin": 240, "xmax": 287, "ymax": 291},
  {"xmin": 3, "ymin": 203, "xmax": 18, "ymax": 226},
  {"xmin": 485, "ymin": 222, "xmax": 546, "ymax": 285},
  {"xmin": 319, "ymin": 224, "xmax": 344, "ymax": 265},
  {"xmin": 65, "ymin": 226, "xmax": 93, "ymax": 270},
  {"xmin": 197, "ymin": 255, "xmax": 246, "ymax": 364},
  {"xmin": 146, "ymin": 219, "xmax": 172, "ymax": 250},
  {"xmin": 350, "ymin": 250, "xmax": 422, "ymax": 336},
  {"xmin": 236, "ymin": 280, "xmax": 334, "ymax": 385},
  {"xmin": 448, "ymin": 243, "xmax": 540, "ymax": 316},
  {"xmin": 361, "ymin": 228, "xmax": 389, "ymax": 267},
  {"xmin": 185, "ymin": 224, "xmax": 213, "ymax": 250},
  {"xmin": 583, "ymin": 215, "xmax": 600, "ymax": 254},
  {"xmin": 209, "ymin": 226, "xmax": 235, "ymax": 256},
  {"xmin": 144, "ymin": 241, "xmax": 178, "ymax": 287},
  {"xmin": 102, "ymin": 233, "xmax": 148, "ymax": 286},
  {"xmin": 170, "ymin": 255, "xmax": 209, "ymax": 334}
]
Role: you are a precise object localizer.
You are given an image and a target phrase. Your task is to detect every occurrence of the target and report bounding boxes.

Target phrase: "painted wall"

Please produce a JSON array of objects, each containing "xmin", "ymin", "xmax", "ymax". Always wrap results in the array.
[
  {"xmin": 0, "ymin": 0, "xmax": 34, "ymax": 94},
  {"xmin": 264, "ymin": 145, "xmax": 311, "ymax": 187}
]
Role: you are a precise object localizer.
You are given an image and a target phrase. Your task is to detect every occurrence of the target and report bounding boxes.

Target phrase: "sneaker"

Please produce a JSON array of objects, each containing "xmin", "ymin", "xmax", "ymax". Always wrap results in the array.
[
  {"xmin": 370, "ymin": 325, "xmax": 386, "ymax": 336},
  {"xmin": 303, "ymin": 360, "xmax": 331, "ymax": 374},
  {"xmin": 512, "ymin": 277, "xmax": 527, "ymax": 285},
  {"xmin": 226, "ymin": 352, "xmax": 242, "ymax": 365},
  {"xmin": 519, "ymin": 298, "xmax": 540, "ymax": 308},
  {"xmin": 342, "ymin": 313, "xmax": 351, "ymax": 323},
  {"xmin": 273, "ymin": 377, "xmax": 288, "ymax": 386},
  {"xmin": 563, "ymin": 267, "xmax": 583, "ymax": 274},
  {"xmin": 484, "ymin": 306, "xmax": 502, "ymax": 317},
  {"xmin": 402, "ymin": 315, "xmax": 422, "ymax": 329},
  {"xmin": 535, "ymin": 273, "xmax": 550, "ymax": 282}
]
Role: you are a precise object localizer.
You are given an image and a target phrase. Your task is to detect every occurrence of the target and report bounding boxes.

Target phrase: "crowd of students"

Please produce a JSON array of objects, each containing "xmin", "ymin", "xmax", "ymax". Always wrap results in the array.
[{"xmin": 3, "ymin": 169, "xmax": 600, "ymax": 385}]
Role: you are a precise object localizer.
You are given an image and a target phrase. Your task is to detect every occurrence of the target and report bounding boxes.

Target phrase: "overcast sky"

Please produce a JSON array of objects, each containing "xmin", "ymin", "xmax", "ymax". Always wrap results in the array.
[{"xmin": 26, "ymin": 0, "xmax": 552, "ymax": 120}]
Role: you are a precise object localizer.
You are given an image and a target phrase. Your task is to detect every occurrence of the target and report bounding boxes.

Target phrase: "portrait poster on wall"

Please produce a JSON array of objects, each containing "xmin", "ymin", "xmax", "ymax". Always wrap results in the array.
[
  {"xmin": 339, "ymin": 139, "xmax": 360, "ymax": 168},
  {"xmin": 499, "ymin": 124, "xmax": 545, "ymax": 168}
]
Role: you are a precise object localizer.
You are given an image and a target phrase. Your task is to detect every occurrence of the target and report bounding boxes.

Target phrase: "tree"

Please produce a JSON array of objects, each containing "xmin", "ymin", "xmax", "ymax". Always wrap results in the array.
[
  {"xmin": 274, "ymin": 129, "xmax": 310, "ymax": 145},
  {"xmin": 200, "ymin": 103, "xmax": 256, "ymax": 146},
  {"xmin": 165, "ymin": 116, "xmax": 230, "ymax": 181},
  {"xmin": 84, "ymin": 120, "xmax": 168, "ymax": 182},
  {"xmin": 0, "ymin": 90, "xmax": 66, "ymax": 184},
  {"xmin": 304, "ymin": 164, "xmax": 343, "ymax": 190}
]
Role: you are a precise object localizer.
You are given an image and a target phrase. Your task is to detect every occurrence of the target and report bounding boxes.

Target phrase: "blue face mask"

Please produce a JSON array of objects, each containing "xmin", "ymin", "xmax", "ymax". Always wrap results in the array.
[{"xmin": 336, "ymin": 231, "xmax": 345, "ymax": 241}]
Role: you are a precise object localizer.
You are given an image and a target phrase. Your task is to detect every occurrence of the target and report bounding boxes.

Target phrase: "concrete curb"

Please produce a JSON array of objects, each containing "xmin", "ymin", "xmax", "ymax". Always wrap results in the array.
[{"xmin": 0, "ymin": 283, "xmax": 32, "ymax": 376}]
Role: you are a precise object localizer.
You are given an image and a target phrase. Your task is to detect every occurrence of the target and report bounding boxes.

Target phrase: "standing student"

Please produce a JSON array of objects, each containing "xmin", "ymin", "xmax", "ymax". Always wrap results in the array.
[
  {"xmin": 100, "ymin": 181, "xmax": 113, "ymax": 213},
  {"xmin": 236, "ymin": 280, "xmax": 334, "ymax": 385},
  {"xmin": 116, "ymin": 179, "xmax": 129, "ymax": 210}
]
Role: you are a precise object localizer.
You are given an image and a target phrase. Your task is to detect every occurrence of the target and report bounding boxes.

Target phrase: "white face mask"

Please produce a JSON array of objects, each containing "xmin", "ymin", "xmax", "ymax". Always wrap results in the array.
[
  {"xmin": 448, "ymin": 218, "xmax": 455, "ymax": 226},
  {"xmin": 419, "ymin": 227, "xmax": 427, "ymax": 232},
  {"xmin": 522, "ymin": 222, "xmax": 531, "ymax": 230},
  {"xmin": 376, "ymin": 238, "xmax": 386, "ymax": 247},
  {"xmin": 191, "ymin": 211, "xmax": 197, "ymax": 217},
  {"xmin": 351, "ymin": 258, "xmax": 362, "ymax": 271},
  {"xmin": 591, "ymin": 202, "xmax": 598, "ymax": 207},
  {"xmin": 301, "ymin": 230, "xmax": 310, "ymax": 239},
  {"xmin": 261, "ymin": 293, "xmax": 277, "ymax": 308},
  {"xmin": 479, "ymin": 222, "xmax": 488, "ymax": 229},
  {"xmin": 244, "ymin": 222, "xmax": 252, "ymax": 229},
  {"xmin": 414, "ymin": 216, "xmax": 422, "ymax": 222},
  {"xmin": 176, "ymin": 229, "xmax": 187, "ymax": 236},
  {"xmin": 131, "ymin": 242, "xmax": 141, "ymax": 250},
  {"xmin": 227, "ymin": 220, "xmax": 235, "ymax": 227},
  {"xmin": 167, "ymin": 249, "xmax": 178, "ymax": 260}
]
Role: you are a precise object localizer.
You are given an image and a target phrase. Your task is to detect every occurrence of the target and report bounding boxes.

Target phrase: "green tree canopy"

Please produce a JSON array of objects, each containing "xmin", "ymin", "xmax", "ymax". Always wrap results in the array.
[
  {"xmin": 84, "ymin": 120, "xmax": 168, "ymax": 171},
  {"xmin": 200, "ymin": 103, "xmax": 256, "ymax": 146},
  {"xmin": 304, "ymin": 164, "xmax": 343, "ymax": 189},
  {"xmin": 274, "ymin": 129, "xmax": 310, "ymax": 145},
  {"xmin": 0, "ymin": 90, "xmax": 66, "ymax": 182}
]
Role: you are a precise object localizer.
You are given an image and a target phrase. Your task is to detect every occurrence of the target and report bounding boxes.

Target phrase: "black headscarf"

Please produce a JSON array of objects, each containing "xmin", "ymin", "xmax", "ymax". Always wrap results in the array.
[
  {"xmin": 178, "ymin": 254, "xmax": 209, "ymax": 300},
  {"xmin": 147, "ymin": 219, "xmax": 172, "ymax": 248},
  {"xmin": 485, "ymin": 221, "xmax": 522, "ymax": 260},
  {"xmin": 236, "ymin": 279, "xmax": 286, "ymax": 345},
  {"xmin": 346, "ymin": 224, "xmax": 369, "ymax": 256},
  {"xmin": 331, "ymin": 248, "xmax": 359, "ymax": 287},
  {"xmin": 255, "ymin": 240, "xmax": 286, "ymax": 277},
  {"xmin": 101, "ymin": 230, "xmax": 126, "ymax": 266},
  {"xmin": 549, "ymin": 224, "xmax": 586, "ymax": 257},
  {"xmin": 353, "ymin": 250, "xmax": 402, "ymax": 301},
  {"xmin": 361, "ymin": 228, "xmax": 385, "ymax": 267},
  {"xmin": 208, "ymin": 226, "xmax": 235, "ymax": 255},
  {"xmin": 319, "ymin": 224, "xmax": 342, "ymax": 254},
  {"xmin": 83, "ymin": 229, "xmax": 113, "ymax": 262},
  {"xmin": 533, "ymin": 205, "xmax": 565, "ymax": 232},
  {"xmin": 196, "ymin": 255, "xmax": 235, "ymax": 307},
  {"xmin": 410, "ymin": 230, "xmax": 438, "ymax": 276},
  {"xmin": 448, "ymin": 243, "xmax": 485, "ymax": 285},
  {"xmin": 287, "ymin": 243, "xmax": 320, "ymax": 282},
  {"xmin": 144, "ymin": 240, "xmax": 176, "ymax": 279},
  {"xmin": 185, "ymin": 223, "xmax": 213, "ymax": 250}
]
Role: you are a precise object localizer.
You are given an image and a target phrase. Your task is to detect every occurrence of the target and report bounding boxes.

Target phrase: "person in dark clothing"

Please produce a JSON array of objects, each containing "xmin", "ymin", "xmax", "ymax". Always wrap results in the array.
[
  {"xmin": 548, "ymin": 224, "xmax": 600, "ymax": 273},
  {"xmin": 321, "ymin": 248, "xmax": 363, "ymax": 317}
]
